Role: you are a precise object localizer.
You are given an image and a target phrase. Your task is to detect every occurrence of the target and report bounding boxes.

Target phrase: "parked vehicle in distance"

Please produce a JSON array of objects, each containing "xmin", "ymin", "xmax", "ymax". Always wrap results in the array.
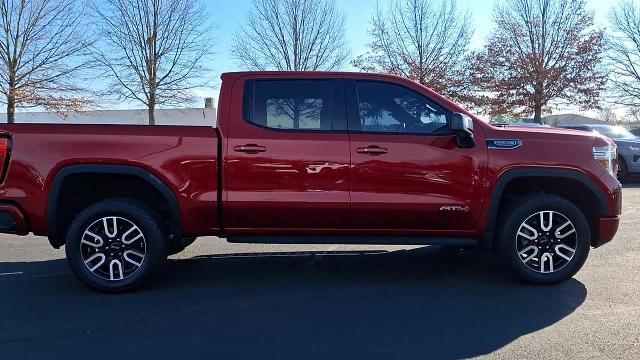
[
  {"xmin": 560, "ymin": 124, "xmax": 640, "ymax": 181},
  {"xmin": 0, "ymin": 72, "xmax": 622, "ymax": 292}
]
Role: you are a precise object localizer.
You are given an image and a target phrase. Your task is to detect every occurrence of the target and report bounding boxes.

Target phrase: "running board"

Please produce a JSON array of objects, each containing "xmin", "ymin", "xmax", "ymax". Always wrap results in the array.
[{"xmin": 227, "ymin": 236, "xmax": 478, "ymax": 246}]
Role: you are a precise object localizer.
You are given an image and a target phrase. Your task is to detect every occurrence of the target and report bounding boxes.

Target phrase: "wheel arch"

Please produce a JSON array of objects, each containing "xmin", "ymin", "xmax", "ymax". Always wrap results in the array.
[
  {"xmin": 47, "ymin": 164, "xmax": 182, "ymax": 248},
  {"xmin": 482, "ymin": 168, "xmax": 608, "ymax": 250}
]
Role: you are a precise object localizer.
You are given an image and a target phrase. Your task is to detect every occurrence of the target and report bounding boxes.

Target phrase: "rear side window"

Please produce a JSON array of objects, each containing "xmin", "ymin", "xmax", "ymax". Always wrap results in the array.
[
  {"xmin": 243, "ymin": 79, "xmax": 339, "ymax": 131},
  {"xmin": 354, "ymin": 81, "xmax": 450, "ymax": 135}
]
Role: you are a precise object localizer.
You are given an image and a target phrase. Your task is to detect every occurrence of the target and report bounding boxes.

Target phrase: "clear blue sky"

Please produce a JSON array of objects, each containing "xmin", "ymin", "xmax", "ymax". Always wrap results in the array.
[{"xmin": 201, "ymin": 0, "xmax": 622, "ymax": 114}]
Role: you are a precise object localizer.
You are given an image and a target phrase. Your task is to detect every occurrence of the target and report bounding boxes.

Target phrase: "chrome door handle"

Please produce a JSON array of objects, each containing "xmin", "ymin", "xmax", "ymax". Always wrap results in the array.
[
  {"xmin": 234, "ymin": 144, "xmax": 267, "ymax": 154},
  {"xmin": 356, "ymin": 146, "xmax": 388, "ymax": 155}
]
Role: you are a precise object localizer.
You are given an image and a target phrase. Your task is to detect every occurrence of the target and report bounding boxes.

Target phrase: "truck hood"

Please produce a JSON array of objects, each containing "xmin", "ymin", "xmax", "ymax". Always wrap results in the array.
[
  {"xmin": 613, "ymin": 138, "xmax": 640, "ymax": 147},
  {"xmin": 488, "ymin": 125, "xmax": 612, "ymax": 144},
  {"xmin": 484, "ymin": 124, "xmax": 612, "ymax": 177}
]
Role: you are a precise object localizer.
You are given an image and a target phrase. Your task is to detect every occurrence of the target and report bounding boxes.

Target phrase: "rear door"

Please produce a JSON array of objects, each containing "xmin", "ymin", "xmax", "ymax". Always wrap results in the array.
[
  {"xmin": 223, "ymin": 76, "xmax": 350, "ymax": 233},
  {"xmin": 346, "ymin": 79, "xmax": 485, "ymax": 233}
]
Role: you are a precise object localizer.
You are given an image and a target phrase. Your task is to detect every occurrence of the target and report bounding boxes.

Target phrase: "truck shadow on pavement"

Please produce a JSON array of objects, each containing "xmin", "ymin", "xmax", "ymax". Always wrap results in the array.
[{"xmin": 0, "ymin": 246, "xmax": 587, "ymax": 359}]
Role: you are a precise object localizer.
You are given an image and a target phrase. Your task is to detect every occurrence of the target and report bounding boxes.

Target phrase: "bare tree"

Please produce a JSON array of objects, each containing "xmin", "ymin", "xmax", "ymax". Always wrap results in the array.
[
  {"xmin": 627, "ymin": 107, "xmax": 640, "ymax": 123},
  {"xmin": 0, "ymin": 0, "xmax": 93, "ymax": 123},
  {"xmin": 608, "ymin": 1, "xmax": 640, "ymax": 109},
  {"xmin": 92, "ymin": 0, "xmax": 214, "ymax": 125},
  {"xmin": 232, "ymin": 0, "xmax": 348, "ymax": 71},
  {"xmin": 471, "ymin": 0, "xmax": 607, "ymax": 122},
  {"xmin": 352, "ymin": 0, "xmax": 473, "ymax": 101},
  {"xmin": 598, "ymin": 108, "xmax": 618, "ymax": 123}
]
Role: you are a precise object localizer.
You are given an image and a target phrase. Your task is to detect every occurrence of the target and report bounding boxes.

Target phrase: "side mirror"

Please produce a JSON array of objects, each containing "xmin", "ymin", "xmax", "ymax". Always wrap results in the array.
[{"xmin": 449, "ymin": 113, "xmax": 475, "ymax": 148}]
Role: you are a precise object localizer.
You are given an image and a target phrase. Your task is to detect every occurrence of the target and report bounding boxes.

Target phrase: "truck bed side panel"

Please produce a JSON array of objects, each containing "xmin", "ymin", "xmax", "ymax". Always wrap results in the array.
[{"xmin": 0, "ymin": 124, "xmax": 220, "ymax": 237}]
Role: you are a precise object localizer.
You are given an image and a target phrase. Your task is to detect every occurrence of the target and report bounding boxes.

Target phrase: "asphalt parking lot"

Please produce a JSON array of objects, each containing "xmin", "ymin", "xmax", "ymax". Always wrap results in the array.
[{"xmin": 1, "ymin": 186, "xmax": 639, "ymax": 359}]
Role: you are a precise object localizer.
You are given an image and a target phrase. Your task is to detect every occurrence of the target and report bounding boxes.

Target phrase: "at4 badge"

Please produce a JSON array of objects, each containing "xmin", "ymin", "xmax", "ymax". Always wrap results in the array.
[{"xmin": 487, "ymin": 139, "xmax": 523, "ymax": 150}]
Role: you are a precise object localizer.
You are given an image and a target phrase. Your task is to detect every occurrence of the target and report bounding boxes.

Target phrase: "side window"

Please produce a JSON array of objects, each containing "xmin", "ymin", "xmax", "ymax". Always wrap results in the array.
[
  {"xmin": 243, "ymin": 79, "xmax": 338, "ymax": 131},
  {"xmin": 354, "ymin": 81, "xmax": 450, "ymax": 134}
]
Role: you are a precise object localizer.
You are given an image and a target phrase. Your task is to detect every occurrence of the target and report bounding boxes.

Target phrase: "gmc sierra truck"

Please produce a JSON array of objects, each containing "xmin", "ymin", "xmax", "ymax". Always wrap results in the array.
[{"xmin": 0, "ymin": 72, "xmax": 621, "ymax": 292}]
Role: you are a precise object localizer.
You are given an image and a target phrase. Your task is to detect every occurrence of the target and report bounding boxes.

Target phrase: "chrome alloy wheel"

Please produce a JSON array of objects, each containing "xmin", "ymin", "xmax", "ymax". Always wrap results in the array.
[
  {"xmin": 80, "ymin": 216, "xmax": 147, "ymax": 281},
  {"xmin": 515, "ymin": 211, "xmax": 578, "ymax": 274}
]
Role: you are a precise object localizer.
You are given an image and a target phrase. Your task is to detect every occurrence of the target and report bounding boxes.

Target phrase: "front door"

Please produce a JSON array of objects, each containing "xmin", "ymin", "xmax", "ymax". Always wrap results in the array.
[
  {"xmin": 223, "ymin": 77, "xmax": 351, "ymax": 233},
  {"xmin": 346, "ymin": 79, "xmax": 485, "ymax": 234}
]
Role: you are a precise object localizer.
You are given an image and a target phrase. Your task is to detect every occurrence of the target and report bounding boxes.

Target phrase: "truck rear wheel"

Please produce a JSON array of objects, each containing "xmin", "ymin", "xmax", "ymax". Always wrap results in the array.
[
  {"xmin": 495, "ymin": 194, "xmax": 590, "ymax": 284},
  {"xmin": 65, "ymin": 198, "xmax": 168, "ymax": 292}
]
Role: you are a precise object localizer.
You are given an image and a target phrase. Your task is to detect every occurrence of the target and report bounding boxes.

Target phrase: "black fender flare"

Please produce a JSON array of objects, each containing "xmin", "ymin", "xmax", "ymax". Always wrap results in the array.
[
  {"xmin": 47, "ymin": 164, "xmax": 181, "ymax": 248},
  {"xmin": 482, "ymin": 168, "xmax": 608, "ymax": 249}
]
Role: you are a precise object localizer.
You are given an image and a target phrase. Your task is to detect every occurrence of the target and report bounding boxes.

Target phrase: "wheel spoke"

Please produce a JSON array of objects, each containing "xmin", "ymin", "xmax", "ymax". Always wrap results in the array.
[
  {"xmin": 540, "ymin": 253, "xmax": 554, "ymax": 273},
  {"xmin": 109, "ymin": 259, "xmax": 124, "ymax": 280},
  {"xmin": 555, "ymin": 221, "xmax": 576, "ymax": 239},
  {"xmin": 82, "ymin": 231, "xmax": 104, "ymax": 248},
  {"xmin": 539, "ymin": 211, "xmax": 553, "ymax": 232},
  {"xmin": 518, "ymin": 223, "xmax": 539, "ymax": 240},
  {"xmin": 518, "ymin": 245, "xmax": 538, "ymax": 263},
  {"xmin": 84, "ymin": 253, "xmax": 106, "ymax": 272},
  {"xmin": 121, "ymin": 225, "xmax": 143, "ymax": 245},
  {"xmin": 123, "ymin": 250, "xmax": 144, "ymax": 267},
  {"xmin": 103, "ymin": 217, "xmax": 118, "ymax": 238},
  {"xmin": 554, "ymin": 244, "xmax": 576, "ymax": 261}
]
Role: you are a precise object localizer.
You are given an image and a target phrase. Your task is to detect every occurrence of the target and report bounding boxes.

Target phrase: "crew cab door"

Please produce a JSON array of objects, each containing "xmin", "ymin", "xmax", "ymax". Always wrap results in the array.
[
  {"xmin": 223, "ymin": 77, "xmax": 350, "ymax": 233},
  {"xmin": 346, "ymin": 79, "xmax": 485, "ymax": 233}
]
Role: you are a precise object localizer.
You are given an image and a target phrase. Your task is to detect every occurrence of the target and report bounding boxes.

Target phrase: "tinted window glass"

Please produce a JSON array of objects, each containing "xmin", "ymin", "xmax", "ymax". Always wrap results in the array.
[
  {"xmin": 355, "ymin": 81, "xmax": 449, "ymax": 134},
  {"xmin": 244, "ymin": 80, "xmax": 336, "ymax": 131}
]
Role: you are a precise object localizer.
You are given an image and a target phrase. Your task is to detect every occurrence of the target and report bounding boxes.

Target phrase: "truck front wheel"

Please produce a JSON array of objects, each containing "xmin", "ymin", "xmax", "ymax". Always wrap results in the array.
[
  {"xmin": 495, "ymin": 194, "xmax": 591, "ymax": 284},
  {"xmin": 65, "ymin": 198, "xmax": 168, "ymax": 292}
]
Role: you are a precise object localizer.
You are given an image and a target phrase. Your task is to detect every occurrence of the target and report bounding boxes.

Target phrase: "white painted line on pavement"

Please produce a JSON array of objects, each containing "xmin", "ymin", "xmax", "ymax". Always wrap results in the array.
[{"xmin": 0, "ymin": 272, "xmax": 23, "ymax": 276}]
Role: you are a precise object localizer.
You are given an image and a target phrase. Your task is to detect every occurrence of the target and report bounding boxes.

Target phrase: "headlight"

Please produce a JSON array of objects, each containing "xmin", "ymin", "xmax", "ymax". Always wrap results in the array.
[
  {"xmin": 629, "ymin": 145, "xmax": 640, "ymax": 151},
  {"xmin": 593, "ymin": 145, "xmax": 617, "ymax": 176}
]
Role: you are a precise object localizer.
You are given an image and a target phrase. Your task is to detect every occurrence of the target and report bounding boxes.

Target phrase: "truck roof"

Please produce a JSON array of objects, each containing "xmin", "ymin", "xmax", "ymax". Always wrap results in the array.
[{"xmin": 220, "ymin": 70, "xmax": 431, "ymax": 83}]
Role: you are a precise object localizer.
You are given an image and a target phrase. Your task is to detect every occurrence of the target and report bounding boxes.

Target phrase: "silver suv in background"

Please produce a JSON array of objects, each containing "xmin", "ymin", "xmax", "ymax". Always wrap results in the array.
[{"xmin": 560, "ymin": 124, "xmax": 640, "ymax": 181}]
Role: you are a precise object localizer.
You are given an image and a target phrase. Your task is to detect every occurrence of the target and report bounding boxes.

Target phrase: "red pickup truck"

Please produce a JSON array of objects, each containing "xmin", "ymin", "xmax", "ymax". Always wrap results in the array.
[{"xmin": 0, "ymin": 72, "xmax": 621, "ymax": 291}]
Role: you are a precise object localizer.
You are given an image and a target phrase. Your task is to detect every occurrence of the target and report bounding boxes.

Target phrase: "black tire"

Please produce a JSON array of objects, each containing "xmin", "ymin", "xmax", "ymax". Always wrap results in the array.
[
  {"xmin": 618, "ymin": 157, "xmax": 628, "ymax": 182},
  {"xmin": 495, "ymin": 194, "xmax": 590, "ymax": 285},
  {"xmin": 168, "ymin": 237, "xmax": 197, "ymax": 256},
  {"xmin": 65, "ymin": 198, "xmax": 168, "ymax": 292}
]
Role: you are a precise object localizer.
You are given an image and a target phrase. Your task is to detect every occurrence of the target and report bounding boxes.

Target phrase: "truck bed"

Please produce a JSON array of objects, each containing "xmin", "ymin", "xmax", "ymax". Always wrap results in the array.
[{"xmin": 0, "ymin": 124, "xmax": 220, "ymax": 239}]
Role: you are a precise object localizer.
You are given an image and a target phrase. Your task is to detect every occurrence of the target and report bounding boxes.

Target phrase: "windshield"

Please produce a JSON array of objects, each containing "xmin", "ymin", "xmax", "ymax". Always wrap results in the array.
[{"xmin": 592, "ymin": 126, "xmax": 637, "ymax": 140}]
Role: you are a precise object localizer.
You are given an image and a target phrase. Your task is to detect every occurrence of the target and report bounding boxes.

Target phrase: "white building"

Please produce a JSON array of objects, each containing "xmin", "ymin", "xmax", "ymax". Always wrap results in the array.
[
  {"xmin": 543, "ymin": 114, "xmax": 607, "ymax": 127},
  {"xmin": 2, "ymin": 100, "xmax": 217, "ymax": 127}
]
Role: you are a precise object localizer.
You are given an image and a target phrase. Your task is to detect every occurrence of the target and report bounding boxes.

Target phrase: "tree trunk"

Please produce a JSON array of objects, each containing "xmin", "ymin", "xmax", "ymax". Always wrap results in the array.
[
  {"xmin": 6, "ymin": 95, "xmax": 15, "ymax": 124},
  {"xmin": 6, "ymin": 77, "xmax": 15, "ymax": 124},
  {"xmin": 293, "ymin": 100, "xmax": 301, "ymax": 128},
  {"xmin": 148, "ymin": 93, "xmax": 156, "ymax": 125},
  {"xmin": 533, "ymin": 103, "xmax": 542, "ymax": 123},
  {"xmin": 533, "ymin": 82, "xmax": 544, "ymax": 124}
]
